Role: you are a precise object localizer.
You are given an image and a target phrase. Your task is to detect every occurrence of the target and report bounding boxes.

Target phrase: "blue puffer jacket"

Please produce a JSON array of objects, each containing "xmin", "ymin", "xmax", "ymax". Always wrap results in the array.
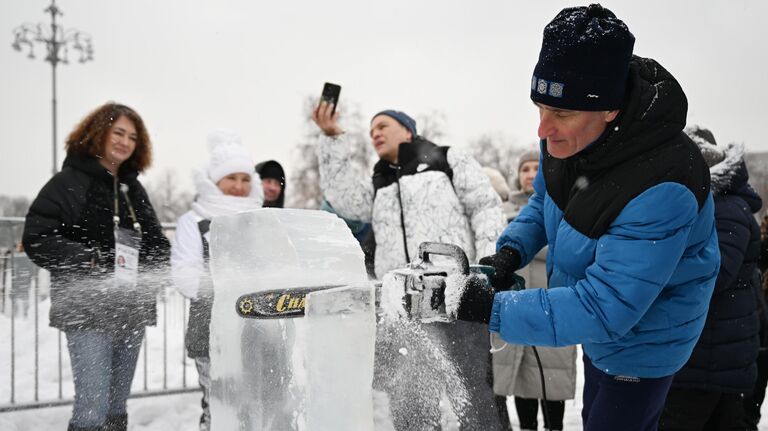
[
  {"xmin": 491, "ymin": 57, "xmax": 720, "ymax": 379},
  {"xmin": 672, "ymin": 144, "xmax": 762, "ymax": 392}
]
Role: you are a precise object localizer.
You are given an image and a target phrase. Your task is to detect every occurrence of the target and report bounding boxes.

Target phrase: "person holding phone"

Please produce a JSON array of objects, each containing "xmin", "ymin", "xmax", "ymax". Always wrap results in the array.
[{"xmin": 312, "ymin": 101, "xmax": 507, "ymax": 429}]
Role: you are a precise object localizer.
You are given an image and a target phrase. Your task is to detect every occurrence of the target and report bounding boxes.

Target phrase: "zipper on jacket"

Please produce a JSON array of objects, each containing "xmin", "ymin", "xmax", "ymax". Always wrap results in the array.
[{"xmin": 393, "ymin": 163, "xmax": 410, "ymax": 263}]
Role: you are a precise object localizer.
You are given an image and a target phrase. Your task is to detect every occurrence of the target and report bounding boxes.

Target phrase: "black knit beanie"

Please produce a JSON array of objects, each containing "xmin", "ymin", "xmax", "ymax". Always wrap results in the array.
[
  {"xmin": 255, "ymin": 160, "xmax": 284, "ymax": 183},
  {"xmin": 531, "ymin": 4, "xmax": 635, "ymax": 111}
]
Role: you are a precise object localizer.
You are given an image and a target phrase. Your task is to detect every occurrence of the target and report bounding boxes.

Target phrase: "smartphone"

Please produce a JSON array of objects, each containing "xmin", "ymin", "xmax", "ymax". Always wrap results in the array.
[{"xmin": 321, "ymin": 82, "xmax": 341, "ymax": 115}]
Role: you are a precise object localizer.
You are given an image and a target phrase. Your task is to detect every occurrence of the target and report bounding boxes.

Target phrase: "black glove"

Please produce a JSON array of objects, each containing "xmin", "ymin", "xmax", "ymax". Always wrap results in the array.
[
  {"xmin": 478, "ymin": 246, "xmax": 521, "ymax": 291},
  {"xmin": 455, "ymin": 275, "xmax": 496, "ymax": 324}
]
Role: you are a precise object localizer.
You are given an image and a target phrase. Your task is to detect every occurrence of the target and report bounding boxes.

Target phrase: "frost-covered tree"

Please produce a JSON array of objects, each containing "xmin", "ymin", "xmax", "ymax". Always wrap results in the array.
[
  {"xmin": 414, "ymin": 110, "xmax": 447, "ymax": 143},
  {"xmin": 468, "ymin": 133, "xmax": 530, "ymax": 190},
  {"xmin": 0, "ymin": 195, "xmax": 30, "ymax": 217},
  {"xmin": 144, "ymin": 169, "xmax": 194, "ymax": 223}
]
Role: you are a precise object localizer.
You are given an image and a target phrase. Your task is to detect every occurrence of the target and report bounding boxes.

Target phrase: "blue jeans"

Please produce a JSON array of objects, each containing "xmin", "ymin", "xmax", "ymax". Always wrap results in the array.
[{"xmin": 66, "ymin": 328, "xmax": 145, "ymax": 428}]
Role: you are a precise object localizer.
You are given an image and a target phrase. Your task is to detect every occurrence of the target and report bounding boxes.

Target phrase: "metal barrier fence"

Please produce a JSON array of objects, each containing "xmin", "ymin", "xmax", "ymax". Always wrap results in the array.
[{"xmin": 0, "ymin": 217, "xmax": 199, "ymax": 413}]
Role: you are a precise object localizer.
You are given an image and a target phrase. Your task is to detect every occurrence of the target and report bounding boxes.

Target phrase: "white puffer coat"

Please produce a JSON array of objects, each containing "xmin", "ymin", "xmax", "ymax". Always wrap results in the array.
[{"xmin": 316, "ymin": 134, "xmax": 505, "ymax": 278}]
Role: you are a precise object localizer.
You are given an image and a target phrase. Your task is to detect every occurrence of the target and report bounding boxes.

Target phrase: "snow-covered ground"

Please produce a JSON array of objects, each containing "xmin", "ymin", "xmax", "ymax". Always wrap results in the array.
[{"xmin": 1, "ymin": 284, "xmax": 768, "ymax": 430}]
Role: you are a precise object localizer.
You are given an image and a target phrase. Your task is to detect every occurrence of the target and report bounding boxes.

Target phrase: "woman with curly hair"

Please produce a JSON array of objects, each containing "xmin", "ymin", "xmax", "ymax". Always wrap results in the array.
[{"xmin": 23, "ymin": 102, "xmax": 170, "ymax": 431}]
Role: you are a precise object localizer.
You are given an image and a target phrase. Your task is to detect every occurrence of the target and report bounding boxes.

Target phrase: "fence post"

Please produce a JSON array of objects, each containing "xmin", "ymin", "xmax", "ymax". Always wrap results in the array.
[{"xmin": 1, "ymin": 253, "xmax": 7, "ymax": 314}]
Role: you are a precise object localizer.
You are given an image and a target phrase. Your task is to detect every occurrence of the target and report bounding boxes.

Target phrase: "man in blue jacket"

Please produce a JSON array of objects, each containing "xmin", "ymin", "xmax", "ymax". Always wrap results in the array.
[{"xmin": 456, "ymin": 4, "xmax": 720, "ymax": 431}]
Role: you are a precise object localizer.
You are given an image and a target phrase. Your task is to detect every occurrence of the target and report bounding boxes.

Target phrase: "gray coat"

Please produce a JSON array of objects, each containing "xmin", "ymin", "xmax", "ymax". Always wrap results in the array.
[{"xmin": 491, "ymin": 191, "xmax": 577, "ymax": 400}]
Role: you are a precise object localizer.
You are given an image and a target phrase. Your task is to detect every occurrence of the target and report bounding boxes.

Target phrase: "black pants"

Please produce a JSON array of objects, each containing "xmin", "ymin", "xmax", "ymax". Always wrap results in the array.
[
  {"xmin": 582, "ymin": 355, "xmax": 673, "ymax": 431},
  {"xmin": 659, "ymin": 388, "xmax": 747, "ymax": 430},
  {"xmin": 745, "ymin": 348, "xmax": 768, "ymax": 430},
  {"xmin": 515, "ymin": 396, "xmax": 565, "ymax": 430}
]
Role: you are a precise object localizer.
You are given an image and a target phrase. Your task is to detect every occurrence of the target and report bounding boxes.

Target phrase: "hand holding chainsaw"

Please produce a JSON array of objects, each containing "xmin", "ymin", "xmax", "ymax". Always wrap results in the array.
[
  {"xmin": 478, "ymin": 246, "xmax": 521, "ymax": 291},
  {"xmin": 455, "ymin": 246, "xmax": 522, "ymax": 325}
]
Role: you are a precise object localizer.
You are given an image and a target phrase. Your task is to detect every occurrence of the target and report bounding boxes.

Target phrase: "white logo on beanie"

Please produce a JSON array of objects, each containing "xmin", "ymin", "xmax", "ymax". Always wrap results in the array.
[
  {"xmin": 548, "ymin": 82, "xmax": 564, "ymax": 97},
  {"xmin": 206, "ymin": 129, "xmax": 255, "ymax": 184},
  {"xmin": 537, "ymin": 78, "xmax": 548, "ymax": 95},
  {"xmin": 534, "ymin": 76, "xmax": 564, "ymax": 98}
]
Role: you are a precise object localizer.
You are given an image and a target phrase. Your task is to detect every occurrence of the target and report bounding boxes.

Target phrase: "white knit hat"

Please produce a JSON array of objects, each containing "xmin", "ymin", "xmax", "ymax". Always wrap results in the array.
[{"xmin": 206, "ymin": 129, "xmax": 254, "ymax": 184}]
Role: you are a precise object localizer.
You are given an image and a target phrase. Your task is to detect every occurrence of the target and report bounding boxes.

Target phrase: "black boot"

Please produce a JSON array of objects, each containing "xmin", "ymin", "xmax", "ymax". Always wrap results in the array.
[
  {"xmin": 103, "ymin": 414, "xmax": 128, "ymax": 431},
  {"xmin": 494, "ymin": 395, "xmax": 513, "ymax": 430}
]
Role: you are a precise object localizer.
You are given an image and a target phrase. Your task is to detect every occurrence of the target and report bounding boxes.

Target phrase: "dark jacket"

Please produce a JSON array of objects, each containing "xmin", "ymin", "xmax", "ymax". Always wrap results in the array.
[
  {"xmin": 673, "ymin": 148, "xmax": 763, "ymax": 393},
  {"xmin": 22, "ymin": 154, "xmax": 170, "ymax": 332}
]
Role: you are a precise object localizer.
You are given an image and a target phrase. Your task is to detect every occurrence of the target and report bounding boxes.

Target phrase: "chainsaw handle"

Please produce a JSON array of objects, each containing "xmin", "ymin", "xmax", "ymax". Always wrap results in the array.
[{"xmin": 417, "ymin": 242, "xmax": 470, "ymax": 276}]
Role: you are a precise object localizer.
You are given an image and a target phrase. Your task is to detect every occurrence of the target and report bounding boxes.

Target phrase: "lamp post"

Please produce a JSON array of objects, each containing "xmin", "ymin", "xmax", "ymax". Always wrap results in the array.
[{"xmin": 11, "ymin": 0, "xmax": 93, "ymax": 176}]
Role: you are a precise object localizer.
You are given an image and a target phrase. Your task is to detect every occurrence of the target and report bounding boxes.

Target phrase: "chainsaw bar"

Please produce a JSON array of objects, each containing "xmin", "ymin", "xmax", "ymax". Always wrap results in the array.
[{"xmin": 236, "ymin": 285, "xmax": 344, "ymax": 319}]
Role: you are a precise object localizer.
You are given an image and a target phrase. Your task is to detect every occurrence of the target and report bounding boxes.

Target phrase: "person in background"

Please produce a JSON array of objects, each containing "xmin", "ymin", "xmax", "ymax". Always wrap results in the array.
[
  {"xmin": 746, "ymin": 213, "xmax": 768, "ymax": 430},
  {"xmin": 507, "ymin": 150, "xmax": 539, "ymax": 222},
  {"xmin": 457, "ymin": 5, "xmax": 719, "ymax": 430},
  {"xmin": 484, "ymin": 155, "xmax": 577, "ymax": 431},
  {"xmin": 659, "ymin": 127, "xmax": 762, "ymax": 429},
  {"xmin": 255, "ymin": 160, "xmax": 285, "ymax": 208},
  {"xmin": 171, "ymin": 129, "xmax": 263, "ymax": 431},
  {"xmin": 312, "ymin": 107, "xmax": 504, "ymax": 278},
  {"xmin": 23, "ymin": 102, "xmax": 170, "ymax": 431}
]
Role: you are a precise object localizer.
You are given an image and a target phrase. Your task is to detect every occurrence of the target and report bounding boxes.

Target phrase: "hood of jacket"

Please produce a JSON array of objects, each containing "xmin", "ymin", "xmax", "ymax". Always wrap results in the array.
[{"xmin": 709, "ymin": 142, "xmax": 762, "ymax": 213}]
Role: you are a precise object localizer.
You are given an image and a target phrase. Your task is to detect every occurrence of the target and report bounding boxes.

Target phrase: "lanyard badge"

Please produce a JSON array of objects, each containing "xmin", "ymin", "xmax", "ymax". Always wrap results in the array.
[{"xmin": 113, "ymin": 181, "xmax": 142, "ymax": 288}]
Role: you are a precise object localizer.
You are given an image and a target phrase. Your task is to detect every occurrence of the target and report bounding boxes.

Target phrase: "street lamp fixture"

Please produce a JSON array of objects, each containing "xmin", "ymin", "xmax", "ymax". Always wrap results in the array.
[{"xmin": 11, "ymin": 0, "xmax": 93, "ymax": 176}]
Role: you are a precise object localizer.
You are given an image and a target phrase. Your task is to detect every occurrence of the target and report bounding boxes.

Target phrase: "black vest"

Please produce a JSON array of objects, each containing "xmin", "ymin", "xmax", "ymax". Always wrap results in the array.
[{"xmin": 372, "ymin": 137, "xmax": 453, "ymax": 194}]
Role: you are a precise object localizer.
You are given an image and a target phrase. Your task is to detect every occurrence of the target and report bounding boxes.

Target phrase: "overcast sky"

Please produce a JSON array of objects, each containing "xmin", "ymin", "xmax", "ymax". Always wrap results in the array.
[{"xmin": 1, "ymin": 0, "xmax": 766, "ymax": 199}]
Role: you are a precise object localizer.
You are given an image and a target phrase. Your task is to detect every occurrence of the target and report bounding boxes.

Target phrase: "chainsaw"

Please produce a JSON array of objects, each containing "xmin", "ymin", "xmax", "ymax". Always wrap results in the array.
[{"xmin": 235, "ymin": 242, "xmax": 522, "ymax": 321}]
